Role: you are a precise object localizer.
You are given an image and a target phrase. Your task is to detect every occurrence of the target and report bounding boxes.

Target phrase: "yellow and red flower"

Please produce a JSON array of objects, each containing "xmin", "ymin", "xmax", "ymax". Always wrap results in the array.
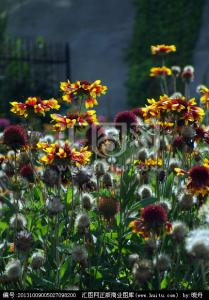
[
  {"xmin": 151, "ymin": 44, "xmax": 176, "ymax": 55},
  {"xmin": 10, "ymin": 97, "xmax": 60, "ymax": 118},
  {"xmin": 50, "ymin": 110, "xmax": 98, "ymax": 131},
  {"xmin": 60, "ymin": 79, "xmax": 107, "ymax": 108},
  {"xmin": 134, "ymin": 158, "xmax": 162, "ymax": 169},
  {"xmin": 38, "ymin": 141, "xmax": 92, "ymax": 167},
  {"xmin": 175, "ymin": 165, "xmax": 209, "ymax": 197},
  {"xmin": 150, "ymin": 66, "xmax": 172, "ymax": 77},
  {"xmin": 141, "ymin": 95, "xmax": 204, "ymax": 125},
  {"xmin": 199, "ymin": 86, "xmax": 209, "ymax": 109},
  {"xmin": 129, "ymin": 204, "xmax": 172, "ymax": 239}
]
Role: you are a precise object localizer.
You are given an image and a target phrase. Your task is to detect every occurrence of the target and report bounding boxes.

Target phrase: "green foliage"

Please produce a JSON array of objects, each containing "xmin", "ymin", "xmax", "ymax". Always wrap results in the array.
[{"xmin": 127, "ymin": 0, "xmax": 205, "ymax": 107}]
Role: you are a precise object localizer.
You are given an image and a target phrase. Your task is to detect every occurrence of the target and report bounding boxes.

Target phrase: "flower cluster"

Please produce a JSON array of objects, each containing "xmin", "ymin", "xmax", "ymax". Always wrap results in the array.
[
  {"xmin": 10, "ymin": 97, "xmax": 60, "ymax": 117},
  {"xmin": 37, "ymin": 141, "xmax": 92, "ymax": 167},
  {"xmin": 60, "ymin": 80, "xmax": 107, "ymax": 108},
  {"xmin": 50, "ymin": 110, "xmax": 98, "ymax": 131},
  {"xmin": 141, "ymin": 95, "xmax": 204, "ymax": 125}
]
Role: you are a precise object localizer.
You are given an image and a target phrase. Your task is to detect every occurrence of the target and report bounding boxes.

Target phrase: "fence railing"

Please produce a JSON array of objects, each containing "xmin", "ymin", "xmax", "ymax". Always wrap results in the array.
[{"xmin": 0, "ymin": 38, "xmax": 71, "ymax": 116}]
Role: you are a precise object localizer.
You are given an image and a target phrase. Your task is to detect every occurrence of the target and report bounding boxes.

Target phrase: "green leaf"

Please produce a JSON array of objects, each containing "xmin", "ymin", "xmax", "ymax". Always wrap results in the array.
[
  {"xmin": 140, "ymin": 197, "xmax": 157, "ymax": 208},
  {"xmin": 161, "ymin": 277, "xmax": 168, "ymax": 289},
  {"xmin": 65, "ymin": 187, "xmax": 73, "ymax": 204},
  {"xmin": 164, "ymin": 172, "xmax": 174, "ymax": 197},
  {"xmin": 1, "ymin": 196, "xmax": 16, "ymax": 213},
  {"xmin": 33, "ymin": 186, "xmax": 43, "ymax": 202}
]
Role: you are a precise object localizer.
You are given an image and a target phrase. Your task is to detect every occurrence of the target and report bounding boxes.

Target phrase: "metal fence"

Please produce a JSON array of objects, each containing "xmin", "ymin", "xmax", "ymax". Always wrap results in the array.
[{"xmin": 0, "ymin": 38, "xmax": 71, "ymax": 116}]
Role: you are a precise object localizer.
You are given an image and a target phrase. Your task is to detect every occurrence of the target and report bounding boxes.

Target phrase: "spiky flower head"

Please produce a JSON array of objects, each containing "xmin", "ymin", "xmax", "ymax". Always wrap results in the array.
[
  {"xmin": 31, "ymin": 252, "xmax": 45, "ymax": 270},
  {"xmin": 15, "ymin": 230, "xmax": 34, "ymax": 252},
  {"xmin": 102, "ymin": 173, "xmax": 113, "ymax": 188},
  {"xmin": 20, "ymin": 164, "xmax": 34, "ymax": 183},
  {"xmin": 177, "ymin": 190, "xmax": 194, "ymax": 210},
  {"xmin": 158, "ymin": 200, "xmax": 171, "ymax": 213},
  {"xmin": 5, "ymin": 259, "xmax": 22, "ymax": 281},
  {"xmin": 46, "ymin": 196, "xmax": 64, "ymax": 216},
  {"xmin": 171, "ymin": 66, "xmax": 181, "ymax": 77},
  {"xmin": 182, "ymin": 65, "xmax": 194, "ymax": 82},
  {"xmin": 98, "ymin": 196, "xmax": 120, "ymax": 221},
  {"xmin": 138, "ymin": 185, "xmax": 153, "ymax": 200},
  {"xmin": 71, "ymin": 245, "xmax": 88, "ymax": 266},
  {"xmin": 172, "ymin": 221, "xmax": 188, "ymax": 242},
  {"xmin": 75, "ymin": 213, "xmax": 90, "ymax": 233},
  {"xmin": 185, "ymin": 228, "xmax": 209, "ymax": 260},
  {"xmin": 169, "ymin": 159, "xmax": 180, "ymax": 173},
  {"xmin": 81, "ymin": 193, "xmax": 94, "ymax": 211},
  {"xmin": 3, "ymin": 125, "xmax": 28, "ymax": 150},
  {"xmin": 132, "ymin": 259, "xmax": 152, "ymax": 285},
  {"xmin": 114, "ymin": 111, "xmax": 137, "ymax": 133},
  {"xmin": 94, "ymin": 160, "xmax": 108, "ymax": 178},
  {"xmin": 141, "ymin": 204, "xmax": 167, "ymax": 229},
  {"xmin": 43, "ymin": 166, "xmax": 60, "ymax": 187}
]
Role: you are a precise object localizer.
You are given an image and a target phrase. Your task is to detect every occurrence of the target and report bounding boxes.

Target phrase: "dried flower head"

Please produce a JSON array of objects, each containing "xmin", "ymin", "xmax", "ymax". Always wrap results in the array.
[
  {"xmin": 158, "ymin": 200, "xmax": 171, "ymax": 213},
  {"xmin": 178, "ymin": 192, "xmax": 194, "ymax": 209},
  {"xmin": 172, "ymin": 221, "xmax": 188, "ymax": 242},
  {"xmin": 46, "ymin": 196, "xmax": 64, "ymax": 216},
  {"xmin": 102, "ymin": 173, "xmax": 113, "ymax": 188},
  {"xmin": 5, "ymin": 259, "xmax": 22, "ymax": 281},
  {"xmin": 71, "ymin": 245, "xmax": 88, "ymax": 266},
  {"xmin": 182, "ymin": 65, "xmax": 194, "ymax": 82},
  {"xmin": 43, "ymin": 166, "xmax": 60, "ymax": 187},
  {"xmin": 75, "ymin": 213, "xmax": 90, "ymax": 233},
  {"xmin": 81, "ymin": 193, "xmax": 94, "ymax": 210},
  {"xmin": 15, "ymin": 230, "xmax": 34, "ymax": 252},
  {"xmin": 171, "ymin": 66, "xmax": 181, "ymax": 77},
  {"xmin": 138, "ymin": 185, "xmax": 153, "ymax": 199},
  {"xmin": 98, "ymin": 196, "xmax": 120, "ymax": 220},
  {"xmin": 31, "ymin": 252, "xmax": 45, "ymax": 270},
  {"xmin": 132, "ymin": 259, "xmax": 152, "ymax": 285},
  {"xmin": 94, "ymin": 160, "xmax": 108, "ymax": 178},
  {"xmin": 20, "ymin": 164, "xmax": 34, "ymax": 183},
  {"xmin": 185, "ymin": 228, "xmax": 209, "ymax": 260},
  {"xmin": 3, "ymin": 125, "xmax": 28, "ymax": 150}
]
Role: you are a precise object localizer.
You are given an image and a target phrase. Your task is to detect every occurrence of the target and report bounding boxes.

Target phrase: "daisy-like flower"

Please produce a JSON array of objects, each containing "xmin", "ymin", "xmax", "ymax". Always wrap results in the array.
[
  {"xmin": 50, "ymin": 110, "xmax": 98, "ymax": 131},
  {"xmin": 141, "ymin": 95, "xmax": 204, "ymax": 125},
  {"xmin": 151, "ymin": 44, "xmax": 176, "ymax": 55},
  {"xmin": 38, "ymin": 141, "xmax": 92, "ymax": 167},
  {"xmin": 134, "ymin": 158, "xmax": 163, "ymax": 170},
  {"xmin": 10, "ymin": 97, "xmax": 60, "ymax": 117},
  {"xmin": 129, "ymin": 204, "xmax": 172, "ymax": 239},
  {"xmin": 175, "ymin": 165, "xmax": 209, "ymax": 197},
  {"xmin": 199, "ymin": 85, "xmax": 209, "ymax": 108},
  {"xmin": 60, "ymin": 79, "xmax": 107, "ymax": 109},
  {"xmin": 150, "ymin": 66, "xmax": 172, "ymax": 77}
]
